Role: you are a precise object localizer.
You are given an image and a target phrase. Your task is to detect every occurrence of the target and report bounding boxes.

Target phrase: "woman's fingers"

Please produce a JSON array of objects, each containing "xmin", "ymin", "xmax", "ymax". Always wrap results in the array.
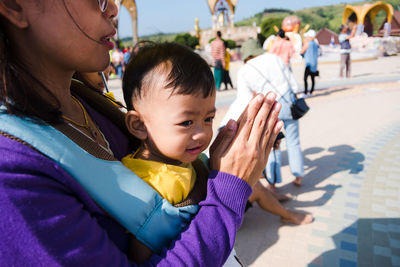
[
  {"xmin": 266, "ymin": 120, "xmax": 284, "ymax": 156},
  {"xmin": 261, "ymin": 102, "xmax": 281, "ymax": 150},
  {"xmin": 209, "ymin": 119, "xmax": 238, "ymax": 170},
  {"xmin": 236, "ymin": 94, "xmax": 265, "ymax": 141},
  {"xmin": 248, "ymin": 92, "xmax": 277, "ymax": 145}
]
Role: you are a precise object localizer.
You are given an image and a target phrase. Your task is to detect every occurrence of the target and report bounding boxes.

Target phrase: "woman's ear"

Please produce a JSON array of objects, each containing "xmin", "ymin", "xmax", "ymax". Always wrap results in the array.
[
  {"xmin": 125, "ymin": 110, "xmax": 147, "ymax": 140},
  {"xmin": 0, "ymin": 0, "xmax": 29, "ymax": 29}
]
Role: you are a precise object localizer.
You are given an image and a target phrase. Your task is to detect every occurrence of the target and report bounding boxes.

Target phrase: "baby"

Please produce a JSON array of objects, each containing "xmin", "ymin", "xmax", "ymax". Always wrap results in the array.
[{"xmin": 122, "ymin": 42, "xmax": 216, "ymax": 263}]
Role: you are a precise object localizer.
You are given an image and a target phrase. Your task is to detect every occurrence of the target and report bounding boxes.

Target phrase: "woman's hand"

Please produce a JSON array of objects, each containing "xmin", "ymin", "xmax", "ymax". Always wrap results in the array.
[{"xmin": 210, "ymin": 92, "xmax": 283, "ymax": 188}]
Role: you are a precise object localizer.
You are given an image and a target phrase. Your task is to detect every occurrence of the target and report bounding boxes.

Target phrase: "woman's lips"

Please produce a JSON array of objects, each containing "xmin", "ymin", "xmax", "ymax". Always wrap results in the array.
[
  {"xmin": 101, "ymin": 30, "xmax": 116, "ymax": 49},
  {"xmin": 101, "ymin": 37, "xmax": 114, "ymax": 49}
]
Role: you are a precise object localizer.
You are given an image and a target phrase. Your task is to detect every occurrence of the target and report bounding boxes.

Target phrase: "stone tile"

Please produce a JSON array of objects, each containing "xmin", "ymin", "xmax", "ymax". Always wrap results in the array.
[
  {"xmin": 339, "ymin": 258, "xmax": 357, "ymax": 267},
  {"xmin": 386, "ymin": 210, "xmax": 400, "ymax": 217},
  {"xmin": 393, "ymin": 248, "xmax": 400, "ymax": 257},
  {"xmin": 372, "ymin": 204, "xmax": 387, "ymax": 213},
  {"xmin": 344, "ymin": 213, "xmax": 358, "ymax": 221},
  {"xmin": 349, "ymin": 182, "xmax": 362, "ymax": 188},
  {"xmin": 390, "ymin": 238, "xmax": 400, "ymax": 249},
  {"xmin": 341, "ymin": 241, "xmax": 357, "ymax": 252},
  {"xmin": 393, "ymin": 255, "xmax": 400, "ymax": 266},
  {"xmin": 372, "ymin": 189, "xmax": 386, "ymax": 196},
  {"xmin": 374, "ymin": 245, "xmax": 392, "ymax": 257},
  {"xmin": 343, "ymin": 227, "xmax": 358, "ymax": 236},
  {"xmin": 374, "ymin": 255, "xmax": 392, "ymax": 266},
  {"xmin": 386, "ymin": 199, "xmax": 400, "ymax": 208},
  {"xmin": 389, "ymin": 224, "xmax": 400, "ymax": 234},
  {"xmin": 373, "ymin": 231, "xmax": 390, "ymax": 247},
  {"xmin": 345, "ymin": 202, "xmax": 359, "ymax": 209},
  {"xmin": 372, "ymin": 223, "xmax": 388, "ymax": 232}
]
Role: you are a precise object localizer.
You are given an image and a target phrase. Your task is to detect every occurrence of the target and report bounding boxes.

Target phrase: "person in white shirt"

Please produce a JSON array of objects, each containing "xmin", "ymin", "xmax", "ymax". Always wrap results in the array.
[{"xmin": 221, "ymin": 38, "xmax": 305, "ymax": 186}]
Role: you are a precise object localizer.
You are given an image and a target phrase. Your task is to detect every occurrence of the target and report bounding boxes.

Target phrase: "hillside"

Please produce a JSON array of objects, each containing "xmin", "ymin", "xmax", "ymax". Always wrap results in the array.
[
  {"xmin": 236, "ymin": 0, "xmax": 400, "ymax": 35},
  {"xmin": 123, "ymin": 0, "xmax": 400, "ymax": 46}
]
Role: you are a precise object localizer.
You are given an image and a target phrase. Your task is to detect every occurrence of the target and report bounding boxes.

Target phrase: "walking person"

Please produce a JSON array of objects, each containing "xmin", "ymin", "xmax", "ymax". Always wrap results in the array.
[
  {"xmin": 270, "ymin": 29, "xmax": 295, "ymax": 68},
  {"xmin": 338, "ymin": 24, "xmax": 356, "ymax": 78},
  {"xmin": 211, "ymin": 31, "xmax": 225, "ymax": 90},
  {"xmin": 301, "ymin": 29, "xmax": 319, "ymax": 96},
  {"xmin": 222, "ymin": 41, "xmax": 234, "ymax": 90},
  {"xmin": 220, "ymin": 38, "xmax": 306, "ymax": 187},
  {"xmin": 112, "ymin": 47, "xmax": 124, "ymax": 79}
]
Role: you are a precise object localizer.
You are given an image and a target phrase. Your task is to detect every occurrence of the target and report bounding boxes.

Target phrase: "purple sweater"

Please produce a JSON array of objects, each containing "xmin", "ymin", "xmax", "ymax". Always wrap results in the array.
[{"xmin": 0, "ymin": 105, "xmax": 251, "ymax": 266}]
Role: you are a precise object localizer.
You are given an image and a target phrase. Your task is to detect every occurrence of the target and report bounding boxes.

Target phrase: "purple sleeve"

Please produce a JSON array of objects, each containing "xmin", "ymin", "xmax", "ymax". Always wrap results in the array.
[
  {"xmin": 0, "ymin": 136, "xmax": 252, "ymax": 266},
  {"xmin": 0, "ymin": 136, "xmax": 131, "ymax": 266}
]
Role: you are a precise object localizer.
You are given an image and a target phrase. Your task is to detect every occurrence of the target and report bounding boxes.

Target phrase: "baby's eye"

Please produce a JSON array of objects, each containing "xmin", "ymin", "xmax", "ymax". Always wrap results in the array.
[
  {"xmin": 205, "ymin": 116, "xmax": 214, "ymax": 123},
  {"xmin": 179, "ymin": 120, "xmax": 193, "ymax": 127}
]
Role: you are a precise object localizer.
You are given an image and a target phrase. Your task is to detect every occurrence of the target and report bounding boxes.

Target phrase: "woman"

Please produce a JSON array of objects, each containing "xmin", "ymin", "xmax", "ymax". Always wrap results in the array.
[
  {"xmin": 0, "ymin": 0, "xmax": 282, "ymax": 265},
  {"xmin": 221, "ymin": 38, "xmax": 305, "ymax": 187},
  {"xmin": 301, "ymin": 30, "xmax": 319, "ymax": 96}
]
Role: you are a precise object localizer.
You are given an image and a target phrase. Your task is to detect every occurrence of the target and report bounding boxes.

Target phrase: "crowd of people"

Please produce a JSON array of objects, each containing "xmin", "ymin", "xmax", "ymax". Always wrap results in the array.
[{"xmin": 110, "ymin": 45, "xmax": 134, "ymax": 79}]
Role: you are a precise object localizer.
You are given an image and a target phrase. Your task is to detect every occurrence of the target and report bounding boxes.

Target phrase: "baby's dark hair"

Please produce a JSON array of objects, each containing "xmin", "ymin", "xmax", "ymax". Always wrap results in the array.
[{"xmin": 123, "ymin": 42, "xmax": 215, "ymax": 110}]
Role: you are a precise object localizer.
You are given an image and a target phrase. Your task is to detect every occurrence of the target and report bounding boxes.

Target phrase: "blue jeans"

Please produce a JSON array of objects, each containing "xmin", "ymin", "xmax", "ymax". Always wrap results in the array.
[
  {"xmin": 115, "ymin": 64, "xmax": 123, "ymax": 79},
  {"xmin": 266, "ymin": 119, "xmax": 304, "ymax": 178},
  {"xmin": 283, "ymin": 119, "xmax": 304, "ymax": 177},
  {"xmin": 214, "ymin": 68, "xmax": 223, "ymax": 90},
  {"xmin": 265, "ymin": 149, "xmax": 282, "ymax": 184}
]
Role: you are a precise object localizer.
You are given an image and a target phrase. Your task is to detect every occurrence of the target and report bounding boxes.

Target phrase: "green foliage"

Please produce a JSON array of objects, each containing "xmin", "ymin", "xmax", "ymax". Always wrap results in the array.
[
  {"xmin": 262, "ymin": 8, "xmax": 292, "ymax": 14},
  {"xmin": 260, "ymin": 16, "xmax": 284, "ymax": 38},
  {"xmin": 173, "ymin": 33, "xmax": 199, "ymax": 49}
]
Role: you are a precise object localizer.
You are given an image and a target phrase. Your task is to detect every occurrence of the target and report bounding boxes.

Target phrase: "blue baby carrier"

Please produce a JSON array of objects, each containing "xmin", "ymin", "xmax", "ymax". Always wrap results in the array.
[{"xmin": 0, "ymin": 106, "xmax": 198, "ymax": 253}]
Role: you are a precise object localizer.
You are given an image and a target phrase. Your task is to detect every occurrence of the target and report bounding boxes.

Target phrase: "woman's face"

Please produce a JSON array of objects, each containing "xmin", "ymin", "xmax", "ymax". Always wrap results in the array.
[{"xmin": 6, "ymin": 0, "xmax": 118, "ymax": 73}]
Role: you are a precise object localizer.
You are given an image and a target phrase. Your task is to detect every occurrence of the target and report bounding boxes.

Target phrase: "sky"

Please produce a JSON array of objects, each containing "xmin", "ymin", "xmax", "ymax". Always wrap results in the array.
[{"xmin": 118, "ymin": 0, "xmax": 360, "ymax": 38}]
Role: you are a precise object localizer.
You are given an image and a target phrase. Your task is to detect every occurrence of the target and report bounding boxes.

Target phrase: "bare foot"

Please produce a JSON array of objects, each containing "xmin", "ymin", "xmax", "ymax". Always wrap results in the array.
[
  {"xmin": 293, "ymin": 176, "xmax": 302, "ymax": 186},
  {"xmin": 281, "ymin": 211, "xmax": 313, "ymax": 225}
]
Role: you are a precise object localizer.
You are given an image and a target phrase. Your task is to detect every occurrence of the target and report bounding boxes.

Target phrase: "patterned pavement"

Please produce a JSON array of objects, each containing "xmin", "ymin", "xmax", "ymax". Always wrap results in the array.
[
  {"xmin": 232, "ymin": 80, "xmax": 400, "ymax": 267},
  {"xmin": 308, "ymin": 122, "xmax": 400, "ymax": 267}
]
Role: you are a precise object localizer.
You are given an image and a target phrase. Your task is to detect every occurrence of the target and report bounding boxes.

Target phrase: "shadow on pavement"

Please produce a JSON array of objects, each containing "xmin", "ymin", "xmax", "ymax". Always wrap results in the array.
[
  {"xmin": 280, "ymin": 144, "xmax": 365, "ymax": 207},
  {"xmin": 308, "ymin": 218, "xmax": 400, "ymax": 267},
  {"xmin": 235, "ymin": 144, "xmax": 365, "ymax": 266}
]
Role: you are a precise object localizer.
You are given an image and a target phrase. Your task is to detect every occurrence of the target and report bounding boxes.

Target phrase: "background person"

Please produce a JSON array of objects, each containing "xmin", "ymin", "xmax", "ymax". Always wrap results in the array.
[
  {"xmin": 112, "ymin": 46, "xmax": 124, "ymax": 79},
  {"xmin": 220, "ymin": 38, "xmax": 305, "ymax": 187},
  {"xmin": 211, "ymin": 31, "xmax": 226, "ymax": 90},
  {"xmin": 301, "ymin": 29, "xmax": 319, "ymax": 96},
  {"xmin": 270, "ymin": 29, "xmax": 295, "ymax": 68},
  {"xmin": 338, "ymin": 24, "xmax": 356, "ymax": 78},
  {"xmin": 223, "ymin": 40, "xmax": 234, "ymax": 90},
  {"xmin": 0, "ymin": 1, "xmax": 282, "ymax": 265}
]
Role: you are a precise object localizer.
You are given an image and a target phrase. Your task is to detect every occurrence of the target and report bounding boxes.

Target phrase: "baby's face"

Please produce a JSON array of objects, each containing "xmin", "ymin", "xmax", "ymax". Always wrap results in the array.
[{"xmin": 135, "ymin": 87, "xmax": 216, "ymax": 165}]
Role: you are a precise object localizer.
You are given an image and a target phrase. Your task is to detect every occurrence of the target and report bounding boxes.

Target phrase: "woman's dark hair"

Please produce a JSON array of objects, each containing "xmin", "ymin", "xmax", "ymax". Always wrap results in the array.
[
  {"xmin": 0, "ymin": 21, "xmax": 62, "ymax": 123},
  {"xmin": 277, "ymin": 29, "xmax": 285, "ymax": 38},
  {"xmin": 123, "ymin": 42, "xmax": 215, "ymax": 110}
]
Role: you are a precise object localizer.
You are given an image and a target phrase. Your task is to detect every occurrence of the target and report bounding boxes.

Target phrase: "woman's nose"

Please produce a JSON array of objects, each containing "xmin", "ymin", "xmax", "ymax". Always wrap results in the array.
[{"xmin": 104, "ymin": 0, "xmax": 119, "ymax": 19}]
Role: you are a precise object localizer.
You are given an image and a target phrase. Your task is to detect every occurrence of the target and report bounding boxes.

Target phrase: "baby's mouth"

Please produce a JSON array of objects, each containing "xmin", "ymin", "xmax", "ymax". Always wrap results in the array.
[{"xmin": 186, "ymin": 146, "xmax": 203, "ymax": 155}]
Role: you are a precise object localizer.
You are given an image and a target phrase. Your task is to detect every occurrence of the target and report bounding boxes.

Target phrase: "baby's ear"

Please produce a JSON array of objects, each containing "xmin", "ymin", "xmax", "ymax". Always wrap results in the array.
[{"xmin": 125, "ymin": 110, "xmax": 147, "ymax": 140}]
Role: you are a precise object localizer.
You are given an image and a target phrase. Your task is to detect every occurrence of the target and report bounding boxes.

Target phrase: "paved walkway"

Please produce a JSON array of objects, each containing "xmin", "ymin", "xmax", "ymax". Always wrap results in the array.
[{"xmin": 233, "ymin": 81, "xmax": 400, "ymax": 267}]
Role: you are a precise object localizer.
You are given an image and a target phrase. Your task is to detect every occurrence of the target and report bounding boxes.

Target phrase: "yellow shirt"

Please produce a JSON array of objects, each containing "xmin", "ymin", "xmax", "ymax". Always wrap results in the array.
[{"xmin": 122, "ymin": 155, "xmax": 196, "ymax": 205}]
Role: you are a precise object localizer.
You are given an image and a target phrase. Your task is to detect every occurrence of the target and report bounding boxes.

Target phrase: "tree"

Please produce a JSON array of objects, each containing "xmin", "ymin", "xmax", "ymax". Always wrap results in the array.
[
  {"xmin": 260, "ymin": 16, "xmax": 284, "ymax": 38},
  {"xmin": 173, "ymin": 33, "xmax": 199, "ymax": 49}
]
